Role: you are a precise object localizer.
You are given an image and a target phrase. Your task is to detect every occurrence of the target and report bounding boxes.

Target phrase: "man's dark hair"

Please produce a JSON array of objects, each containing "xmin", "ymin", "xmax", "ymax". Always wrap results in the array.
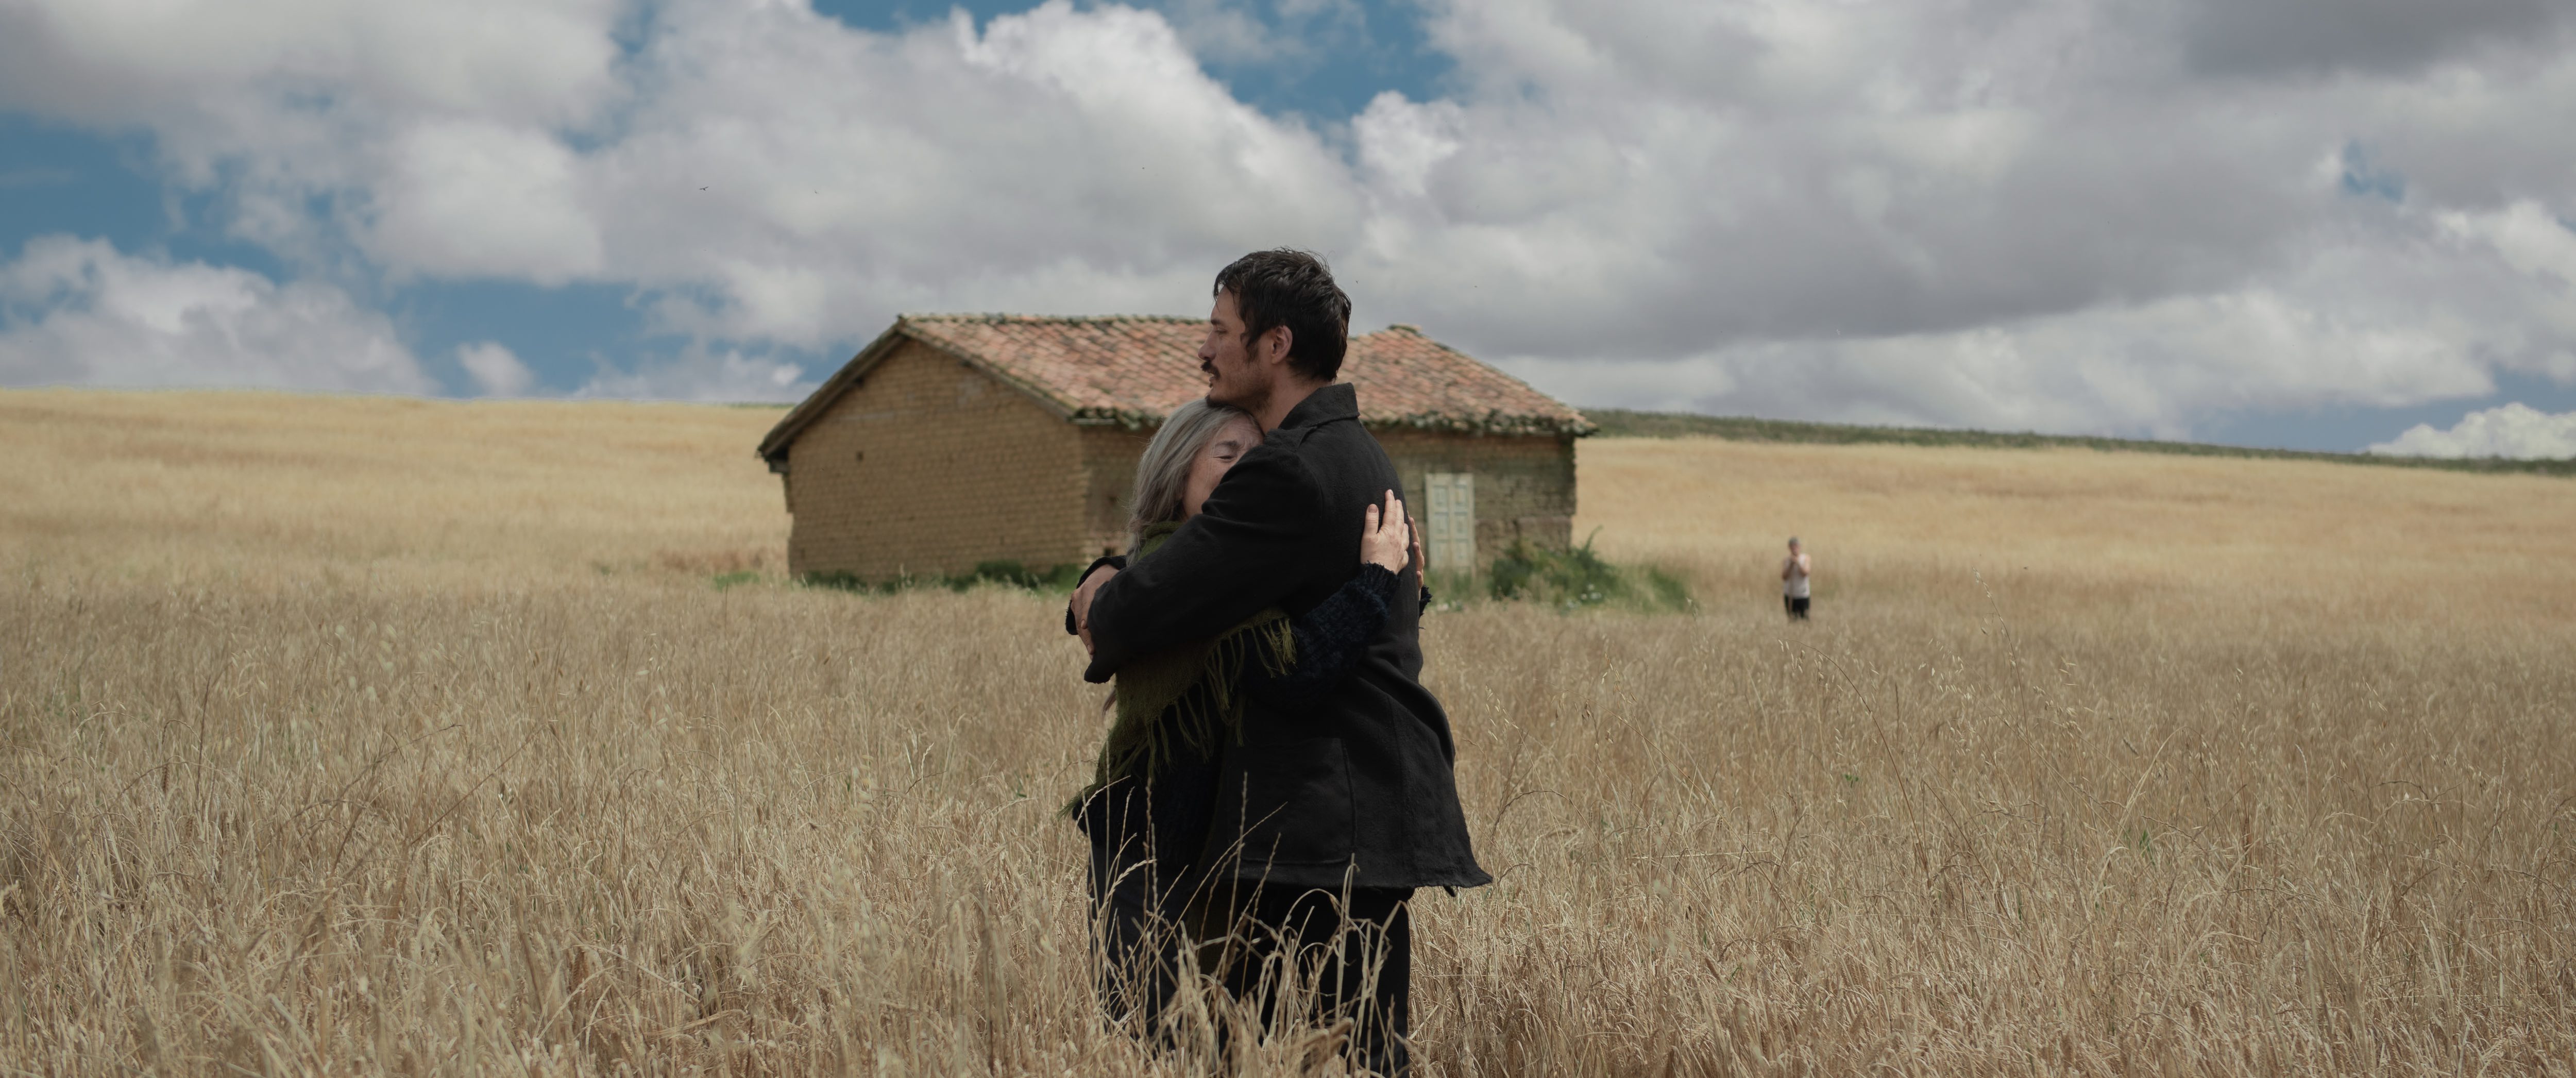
[{"xmin": 1214, "ymin": 249, "xmax": 1351, "ymax": 382}]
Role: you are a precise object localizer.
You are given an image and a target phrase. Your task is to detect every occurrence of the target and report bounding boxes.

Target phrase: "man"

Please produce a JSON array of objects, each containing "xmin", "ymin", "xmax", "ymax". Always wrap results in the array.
[
  {"xmin": 1071, "ymin": 249, "xmax": 1488, "ymax": 1074},
  {"xmin": 1782, "ymin": 536, "xmax": 1812, "ymax": 620}
]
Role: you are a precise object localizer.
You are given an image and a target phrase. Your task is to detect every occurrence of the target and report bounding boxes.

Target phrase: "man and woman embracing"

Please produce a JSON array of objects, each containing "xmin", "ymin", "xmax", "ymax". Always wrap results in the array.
[{"xmin": 1066, "ymin": 249, "xmax": 1488, "ymax": 1074}]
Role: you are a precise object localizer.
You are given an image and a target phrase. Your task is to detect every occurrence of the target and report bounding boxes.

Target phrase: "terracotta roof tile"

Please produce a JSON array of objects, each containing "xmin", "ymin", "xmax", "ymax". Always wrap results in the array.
[
  {"xmin": 901, "ymin": 314, "xmax": 1589, "ymax": 434},
  {"xmin": 760, "ymin": 314, "xmax": 1591, "ymax": 464}
]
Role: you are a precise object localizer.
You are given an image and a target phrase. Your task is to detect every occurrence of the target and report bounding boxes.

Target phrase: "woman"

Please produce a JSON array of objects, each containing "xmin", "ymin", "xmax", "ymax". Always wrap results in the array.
[{"xmin": 1063, "ymin": 399, "xmax": 1415, "ymax": 1043}]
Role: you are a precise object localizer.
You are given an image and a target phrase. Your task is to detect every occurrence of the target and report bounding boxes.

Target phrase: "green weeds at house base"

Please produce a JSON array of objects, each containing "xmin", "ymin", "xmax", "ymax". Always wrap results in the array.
[
  {"xmin": 956, "ymin": 561, "xmax": 1083, "ymax": 593},
  {"xmin": 798, "ymin": 560, "xmax": 1082, "ymax": 596},
  {"xmin": 1481, "ymin": 534, "xmax": 1695, "ymax": 614}
]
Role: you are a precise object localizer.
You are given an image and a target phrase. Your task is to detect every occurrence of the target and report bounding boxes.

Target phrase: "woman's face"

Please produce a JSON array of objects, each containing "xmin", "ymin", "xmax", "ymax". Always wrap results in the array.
[{"xmin": 1180, "ymin": 416, "xmax": 1262, "ymax": 519}]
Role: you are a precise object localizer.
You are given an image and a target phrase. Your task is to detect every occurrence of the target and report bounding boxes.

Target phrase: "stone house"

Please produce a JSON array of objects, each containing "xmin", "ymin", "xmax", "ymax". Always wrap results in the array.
[{"xmin": 757, "ymin": 314, "xmax": 1592, "ymax": 582}]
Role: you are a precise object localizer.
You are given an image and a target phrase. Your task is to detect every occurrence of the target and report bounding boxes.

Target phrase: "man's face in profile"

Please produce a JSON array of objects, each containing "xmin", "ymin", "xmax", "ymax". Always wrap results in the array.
[{"xmin": 1200, "ymin": 290, "xmax": 1264, "ymax": 414}]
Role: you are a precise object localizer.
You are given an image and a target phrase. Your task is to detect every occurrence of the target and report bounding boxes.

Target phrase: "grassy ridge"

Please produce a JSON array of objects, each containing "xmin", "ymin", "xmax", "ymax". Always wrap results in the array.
[{"xmin": 1584, "ymin": 407, "xmax": 2576, "ymax": 476}]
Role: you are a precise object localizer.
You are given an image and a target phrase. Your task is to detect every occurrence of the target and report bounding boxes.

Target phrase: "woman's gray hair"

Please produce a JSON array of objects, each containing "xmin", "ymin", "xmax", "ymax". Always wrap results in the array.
[{"xmin": 1128, "ymin": 399, "xmax": 1255, "ymax": 553}]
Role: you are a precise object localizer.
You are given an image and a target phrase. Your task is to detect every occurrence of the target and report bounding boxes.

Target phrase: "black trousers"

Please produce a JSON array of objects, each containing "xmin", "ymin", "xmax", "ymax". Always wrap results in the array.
[
  {"xmin": 1088, "ymin": 830, "xmax": 1194, "ymax": 1041},
  {"xmin": 1090, "ymin": 840, "xmax": 1416, "ymax": 1074},
  {"xmin": 1198, "ymin": 879, "xmax": 1415, "ymax": 1076},
  {"xmin": 1785, "ymin": 595, "xmax": 1810, "ymax": 620}
]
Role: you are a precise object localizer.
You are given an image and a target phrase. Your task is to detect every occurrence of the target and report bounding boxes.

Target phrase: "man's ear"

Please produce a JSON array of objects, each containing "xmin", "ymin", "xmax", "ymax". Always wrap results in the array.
[{"xmin": 1262, "ymin": 324, "xmax": 1294, "ymax": 367}]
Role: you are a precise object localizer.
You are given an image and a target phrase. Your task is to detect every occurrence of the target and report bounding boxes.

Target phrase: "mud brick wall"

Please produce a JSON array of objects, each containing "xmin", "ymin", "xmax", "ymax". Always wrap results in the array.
[
  {"xmin": 1078, "ymin": 426, "xmax": 1155, "ymax": 560},
  {"xmin": 783, "ymin": 341, "xmax": 1087, "ymax": 580},
  {"xmin": 776, "ymin": 355, "xmax": 1582, "ymax": 579},
  {"xmin": 1374, "ymin": 429, "xmax": 1579, "ymax": 564},
  {"xmin": 1064, "ymin": 425, "xmax": 1578, "ymax": 567}
]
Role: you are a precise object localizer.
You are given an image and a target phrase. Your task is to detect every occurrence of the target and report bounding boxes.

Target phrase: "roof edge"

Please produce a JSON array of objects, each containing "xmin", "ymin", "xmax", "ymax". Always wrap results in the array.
[
  {"xmin": 762, "ymin": 316, "xmax": 1600, "ymax": 464},
  {"xmin": 893, "ymin": 319, "xmax": 1082, "ymax": 420},
  {"xmin": 1365, "ymin": 410, "xmax": 1598, "ymax": 438},
  {"xmin": 756, "ymin": 323, "xmax": 910, "ymax": 466},
  {"xmin": 902, "ymin": 312, "xmax": 1201, "ymax": 324},
  {"xmin": 1358, "ymin": 325, "xmax": 1595, "ymax": 436},
  {"xmin": 760, "ymin": 316, "xmax": 1100, "ymax": 467}
]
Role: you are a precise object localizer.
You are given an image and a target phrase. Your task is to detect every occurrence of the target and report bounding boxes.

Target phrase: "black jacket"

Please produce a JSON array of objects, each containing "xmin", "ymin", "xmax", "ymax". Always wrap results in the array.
[
  {"xmin": 1084, "ymin": 384, "xmax": 1491, "ymax": 890},
  {"xmin": 1072, "ymin": 564, "xmax": 1400, "ymax": 880}
]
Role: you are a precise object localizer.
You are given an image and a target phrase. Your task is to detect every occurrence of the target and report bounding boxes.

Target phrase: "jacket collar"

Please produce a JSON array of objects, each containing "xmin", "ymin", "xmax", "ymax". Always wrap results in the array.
[{"xmin": 1275, "ymin": 382, "xmax": 1357, "ymax": 431}]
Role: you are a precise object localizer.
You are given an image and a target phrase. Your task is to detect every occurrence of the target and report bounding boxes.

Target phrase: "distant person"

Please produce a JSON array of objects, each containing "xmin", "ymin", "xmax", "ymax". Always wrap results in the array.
[{"xmin": 1782, "ymin": 536, "xmax": 1812, "ymax": 620}]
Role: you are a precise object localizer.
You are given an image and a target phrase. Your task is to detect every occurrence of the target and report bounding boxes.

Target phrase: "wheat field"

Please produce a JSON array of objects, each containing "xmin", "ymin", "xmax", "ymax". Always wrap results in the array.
[{"xmin": 4, "ymin": 388, "xmax": 2573, "ymax": 1076}]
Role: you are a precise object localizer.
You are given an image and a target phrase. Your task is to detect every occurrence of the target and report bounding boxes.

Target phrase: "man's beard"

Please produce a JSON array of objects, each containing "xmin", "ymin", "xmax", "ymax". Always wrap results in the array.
[{"xmin": 1205, "ymin": 361, "xmax": 1269, "ymax": 417}]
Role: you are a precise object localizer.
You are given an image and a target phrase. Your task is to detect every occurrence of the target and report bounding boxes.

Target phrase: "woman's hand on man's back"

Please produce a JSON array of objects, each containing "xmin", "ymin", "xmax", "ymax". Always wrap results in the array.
[{"xmin": 1361, "ymin": 490, "xmax": 1411, "ymax": 574}]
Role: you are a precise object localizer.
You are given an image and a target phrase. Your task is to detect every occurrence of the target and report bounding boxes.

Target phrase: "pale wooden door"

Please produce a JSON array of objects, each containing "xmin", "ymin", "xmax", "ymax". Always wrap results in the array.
[{"xmin": 1425, "ymin": 472, "xmax": 1476, "ymax": 573}]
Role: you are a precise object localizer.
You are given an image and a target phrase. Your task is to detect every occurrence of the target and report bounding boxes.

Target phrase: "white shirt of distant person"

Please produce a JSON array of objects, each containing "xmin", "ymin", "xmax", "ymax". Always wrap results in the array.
[{"xmin": 1782, "ymin": 537, "xmax": 1813, "ymax": 621}]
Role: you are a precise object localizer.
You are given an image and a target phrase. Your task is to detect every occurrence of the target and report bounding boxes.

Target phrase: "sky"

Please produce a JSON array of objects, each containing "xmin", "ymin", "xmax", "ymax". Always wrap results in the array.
[{"xmin": 2, "ymin": 0, "xmax": 2573, "ymax": 457}]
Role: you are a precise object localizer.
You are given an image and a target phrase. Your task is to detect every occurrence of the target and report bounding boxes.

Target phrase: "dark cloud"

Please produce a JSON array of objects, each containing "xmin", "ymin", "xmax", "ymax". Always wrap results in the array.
[{"xmin": 2177, "ymin": 0, "xmax": 2573, "ymax": 78}]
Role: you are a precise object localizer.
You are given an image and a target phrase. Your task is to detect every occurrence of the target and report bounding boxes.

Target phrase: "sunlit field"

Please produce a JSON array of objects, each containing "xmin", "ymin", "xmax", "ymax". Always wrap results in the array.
[{"xmin": 5, "ymin": 389, "xmax": 2572, "ymax": 1075}]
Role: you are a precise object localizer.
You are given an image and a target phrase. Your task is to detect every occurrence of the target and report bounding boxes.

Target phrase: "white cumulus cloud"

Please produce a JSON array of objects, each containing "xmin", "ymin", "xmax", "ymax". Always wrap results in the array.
[
  {"xmin": 364, "ymin": 121, "xmax": 604, "ymax": 284},
  {"xmin": 2370, "ymin": 402, "xmax": 2576, "ymax": 459},
  {"xmin": 456, "ymin": 341, "xmax": 536, "ymax": 397},
  {"xmin": 0, "ymin": 0, "xmax": 623, "ymax": 131},
  {"xmin": 572, "ymin": 346, "xmax": 811, "ymax": 403},
  {"xmin": 2, "ymin": 0, "xmax": 2574, "ymax": 441},
  {"xmin": 0, "ymin": 235, "xmax": 432, "ymax": 393}
]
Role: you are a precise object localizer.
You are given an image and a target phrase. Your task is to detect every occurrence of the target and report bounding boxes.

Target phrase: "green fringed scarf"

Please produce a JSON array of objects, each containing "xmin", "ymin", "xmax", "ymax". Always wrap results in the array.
[{"xmin": 1065, "ymin": 521, "xmax": 1294, "ymax": 818}]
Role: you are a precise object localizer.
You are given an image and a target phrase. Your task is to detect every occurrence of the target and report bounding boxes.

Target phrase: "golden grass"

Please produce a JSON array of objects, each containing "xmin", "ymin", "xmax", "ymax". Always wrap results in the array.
[
  {"xmin": 4, "ymin": 389, "xmax": 2572, "ymax": 1075},
  {"xmin": 0, "ymin": 389, "xmax": 788, "ymax": 587},
  {"xmin": 1577, "ymin": 437, "xmax": 2576, "ymax": 630}
]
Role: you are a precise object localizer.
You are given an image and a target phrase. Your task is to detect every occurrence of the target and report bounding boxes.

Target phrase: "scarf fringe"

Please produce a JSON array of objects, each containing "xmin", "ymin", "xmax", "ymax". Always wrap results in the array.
[{"xmin": 1064, "ymin": 614, "xmax": 1293, "ymax": 819}]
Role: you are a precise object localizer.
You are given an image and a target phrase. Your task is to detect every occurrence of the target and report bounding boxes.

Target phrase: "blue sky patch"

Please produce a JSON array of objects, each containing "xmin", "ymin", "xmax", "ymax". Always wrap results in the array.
[
  {"xmin": 814, "ymin": 0, "xmax": 1455, "ymax": 120},
  {"xmin": 2338, "ymin": 141, "xmax": 2406, "ymax": 204},
  {"xmin": 2197, "ymin": 370, "xmax": 2576, "ymax": 453},
  {"xmin": 389, "ymin": 280, "xmax": 655, "ymax": 395},
  {"xmin": 0, "ymin": 116, "xmax": 170, "ymax": 254}
]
